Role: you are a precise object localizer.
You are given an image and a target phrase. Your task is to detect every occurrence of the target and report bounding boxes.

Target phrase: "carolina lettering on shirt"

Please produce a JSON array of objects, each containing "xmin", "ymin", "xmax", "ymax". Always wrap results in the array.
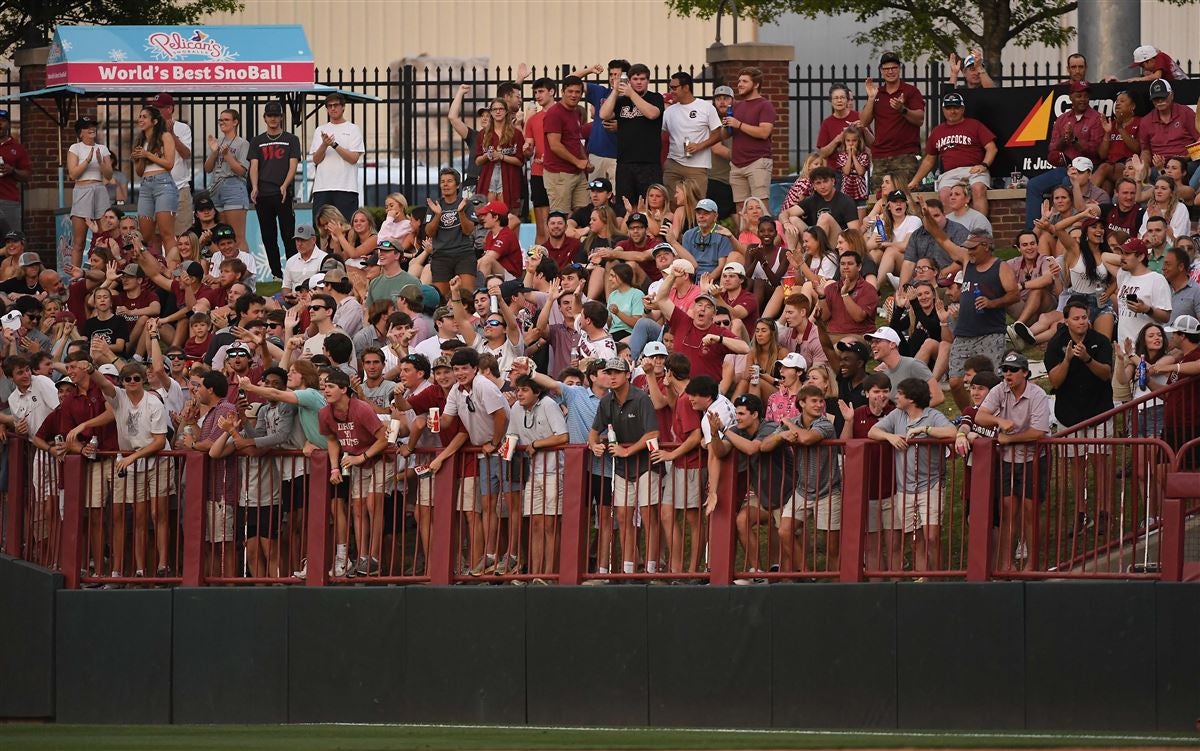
[{"xmin": 934, "ymin": 133, "xmax": 980, "ymax": 151}]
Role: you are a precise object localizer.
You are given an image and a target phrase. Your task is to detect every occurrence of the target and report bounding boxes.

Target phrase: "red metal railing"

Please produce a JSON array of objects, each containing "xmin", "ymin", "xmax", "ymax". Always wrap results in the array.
[{"xmin": 5, "ymin": 420, "xmax": 1195, "ymax": 587}]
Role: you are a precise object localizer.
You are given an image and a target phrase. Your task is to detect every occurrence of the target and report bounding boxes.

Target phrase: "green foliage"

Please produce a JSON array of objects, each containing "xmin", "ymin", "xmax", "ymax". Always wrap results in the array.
[{"xmin": 0, "ymin": 0, "xmax": 244, "ymax": 59}]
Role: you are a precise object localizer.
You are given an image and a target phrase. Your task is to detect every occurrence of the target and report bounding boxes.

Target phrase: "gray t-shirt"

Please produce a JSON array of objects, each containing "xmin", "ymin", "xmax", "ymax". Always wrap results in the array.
[
  {"xmin": 731, "ymin": 419, "xmax": 795, "ymax": 509},
  {"xmin": 876, "ymin": 356, "xmax": 933, "ymax": 400},
  {"xmin": 360, "ymin": 379, "xmax": 397, "ymax": 412},
  {"xmin": 425, "ymin": 197, "xmax": 475, "ymax": 258},
  {"xmin": 209, "ymin": 135, "xmax": 250, "ymax": 185},
  {"xmin": 794, "ymin": 415, "xmax": 839, "ymax": 500},
  {"xmin": 905, "ymin": 219, "xmax": 968, "ymax": 271},
  {"xmin": 875, "ymin": 406, "xmax": 952, "ymax": 491},
  {"xmin": 512, "ymin": 395, "xmax": 569, "ymax": 474},
  {"xmin": 948, "ymin": 208, "xmax": 992, "ymax": 237}
]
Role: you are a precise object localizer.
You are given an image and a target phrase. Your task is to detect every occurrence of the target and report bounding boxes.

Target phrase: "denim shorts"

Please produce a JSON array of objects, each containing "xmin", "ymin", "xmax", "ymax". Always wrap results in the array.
[
  {"xmin": 477, "ymin": 454, "xmax": 523, "ymax": 496},
  {"xmin": 211, "ymin": 177, "xmax": 251, "ymax": 211},
  {"xmin": 137, "ymin": 172, "xmax": 180, "ymax": 216}
]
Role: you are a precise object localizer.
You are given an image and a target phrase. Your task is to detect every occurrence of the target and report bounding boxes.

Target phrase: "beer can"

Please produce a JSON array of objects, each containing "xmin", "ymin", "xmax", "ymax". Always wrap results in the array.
[
  {"xmin": 490, "ymin": 295, "xmax": 500, "ymax": 314},
  {"xmin": 428, "ymin": 407, "xmax": 441, "ymax": 433},
  {"xmin": 750, "ymin": 364, "xmax": 761, "ymax": 385}
]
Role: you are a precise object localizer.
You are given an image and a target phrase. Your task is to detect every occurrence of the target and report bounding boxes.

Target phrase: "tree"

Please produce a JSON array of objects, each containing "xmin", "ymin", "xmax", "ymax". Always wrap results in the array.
[
  {"xmin": 666, "ymin": 0, "xmax": 1198, "ymax": 73},
  {"xmin": 0, "ymin": 0, "xmax": 244, "ymax": 60}
]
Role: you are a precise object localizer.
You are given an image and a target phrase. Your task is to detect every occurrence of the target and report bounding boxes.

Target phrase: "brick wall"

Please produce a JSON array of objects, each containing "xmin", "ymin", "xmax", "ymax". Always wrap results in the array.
[
  {"xmin": 987, "ymin": 193, "xmax": 1026, "ymax": 246},
  {"xmin": 706, "ymin": 43, "xmax": 793, "ymax": 177}
]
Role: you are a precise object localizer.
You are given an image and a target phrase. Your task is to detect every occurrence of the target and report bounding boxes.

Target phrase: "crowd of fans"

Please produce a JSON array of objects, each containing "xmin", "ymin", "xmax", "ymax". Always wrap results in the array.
[{"xmin": 4, "ymin": 44, "xmax": 1200, "ymax": 585}]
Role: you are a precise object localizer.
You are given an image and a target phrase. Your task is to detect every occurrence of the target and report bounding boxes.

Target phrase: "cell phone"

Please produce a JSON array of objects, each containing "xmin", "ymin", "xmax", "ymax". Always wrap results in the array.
[{"xmin": 1125, "ymin": 294, "xmax": 1138, "ymax": 303}]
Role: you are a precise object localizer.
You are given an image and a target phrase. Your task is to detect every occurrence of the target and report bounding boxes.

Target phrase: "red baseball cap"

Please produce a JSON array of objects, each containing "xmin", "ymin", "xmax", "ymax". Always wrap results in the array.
[
  {"xmin": 150, "ymin": 92, "xmax": 175, "ymax": 108},
  {"xmin": 480, "ymin": 200, "xmax": 508, "ymax": 217},
  {"xmin": 1068, "ymin": 80, "xmax": 1089, "ymax": 93},
  {"xmin": 1120, "ymin": 237, "xmax": 1147, "ymax": 256}
]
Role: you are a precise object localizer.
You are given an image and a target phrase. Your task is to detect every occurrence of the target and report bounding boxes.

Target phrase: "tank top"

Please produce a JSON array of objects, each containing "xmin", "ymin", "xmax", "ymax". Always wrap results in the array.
[
  {"xmin": 955, "ymin": 258, "xmax": 1006, "ymax": 337},
  {"xmin": 1068, "ymin": 251, "xmax": 1109, "ymax": 295}
]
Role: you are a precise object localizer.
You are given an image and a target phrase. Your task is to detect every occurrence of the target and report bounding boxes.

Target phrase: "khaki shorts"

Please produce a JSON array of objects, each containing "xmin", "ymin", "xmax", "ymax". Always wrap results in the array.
[
  {"xmin": 86, "ymin": 459, "xmax": 115, "ymax": 509},
  {"xmin": 206, "ymin": 499, "xmax": 236, "ymax": 544},
  {"xmin": 665, "ymin": 466, "xmax": 702, "ymax": 510},
  {"xmin": 588, "ymin": 155, "xmax": 616, "ymax": 187},
  {"xmin": 348, "ymin": 460, "xmax": 395, "ymax": 501},
  {"xmin": 866, "ymin": 498, "xmax": 892, "ymax": 533},
  {"xmin": 543, "ymin": 171, "xmax": 588, "ymax": 213},
  {"xmin": 113, "ymin": 458, "xmax": 175, "ymax": 505},
  {"xmin": 173, "ymin": 184, "xmax": 193, "ymax": 235},
  {"xmin": 523, "ymin": 475, "xmax": 562, "ymax": 516},
  {"xmin": 888, "ymin": 483, "xmax": 944, "ymax": 533},
  {"xmin": 781, "ymin": 489, "xmax": 842, "ymax": 531},
  {"xmin": 612, "ymin": 471, "xmax": 663, "ymax": 508},
  {"xmin": 870, "ymin": 155, "xmax": 919, "ymax": 193},
  {"xmin": 457, "ymin": 475, "xmax": 479, "ymax": 513},
  {"xmin": 663, "ymin": 160, "xmax": 708, "ymax": 204},
  {"xmin": 729, "ymin": 157, "xmax": 772, "ymax": 204},
  {"xmin": 415, "ymin": 474, "xmax": 435, "ymax": 508},
  {"xmin": 935, "ymin": 166, "xmax": 991, "ymax": 191},
  {"xmin": 1059, "ymin": 419, "xmax": 1116, "ymax": 457}
]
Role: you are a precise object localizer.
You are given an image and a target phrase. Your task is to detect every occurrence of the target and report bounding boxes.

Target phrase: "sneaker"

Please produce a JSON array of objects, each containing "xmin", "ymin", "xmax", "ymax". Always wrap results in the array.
[
  {"xmin": 733, "ymin": 577, "xmax": 753, "ymax": 586},
  {"xmin": 101, "ymin": 571, "xmax": 124, "ymax": 590},
  {"xmin": 1006, "ymin": 324, "xmax": 1020, "ymax": 347},
  {"xmin": 1015, "ymin": 541, "xmax": 1028, "ymax": 561},
  {"xmin": 366, "ymin": 557, "xmax": 381, "ymax": 576},
  {"xmin": 1013, "ymin": 321, "xmax": 1035, "ymax": 346},
  {"xmin": 331, "ymin": 558, "xmax": 349, "ymax": 577},
  {"xmin": 469, "ymin": 555, "xmax": 494, "ymax": 577},
  {"xmin": 581, "ymin": 577, "xmax": 608, "ymax": 586},
  {"xmin": 155, "ymin": 565, "xmax": 172, "ymax": 578},
  {"xmin": 494, "ymin": 554, "xmax": 519, "ymax": 576},
  {"xmin": 292, "ymin": 559, "xmax": 308, "ymax": 579},
  {"xmin": 353, "ymin": 557, "xmax": 370, "ymax": 576}
]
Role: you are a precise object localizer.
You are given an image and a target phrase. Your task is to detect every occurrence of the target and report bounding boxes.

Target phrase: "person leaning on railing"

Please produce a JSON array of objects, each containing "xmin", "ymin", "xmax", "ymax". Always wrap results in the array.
[{"xmin": 1151, "ymin": 315, "xmax": 1200, "ymax": 466}]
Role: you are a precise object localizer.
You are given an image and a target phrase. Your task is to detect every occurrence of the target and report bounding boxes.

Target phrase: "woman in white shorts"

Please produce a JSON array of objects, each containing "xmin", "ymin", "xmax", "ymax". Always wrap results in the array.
[
  {"xmin": 66, "ymin": 116, "xmax": 113, "ymax": 268},
  {"xmin": 204, "ymin": 109, "xmax": 252, "ymax": 256}
]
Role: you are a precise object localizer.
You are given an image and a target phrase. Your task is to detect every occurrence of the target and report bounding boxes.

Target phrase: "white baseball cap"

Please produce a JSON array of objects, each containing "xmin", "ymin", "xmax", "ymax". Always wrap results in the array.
[
  {"xmin": 1131, "ymin": 45, "xmax": 1157, "ymax": 65},
  {"xmin": 1164, "ymin": 315, "xmax": 1200, "ymax": 335},
  {"xmin": 642, "ymin": 341, "xmax": 669, "ymax": 357},
  {"xmin": 1071, "ymin": 156, "xmax": 1094, "ymax": 172},
  {"xmin": 722, "ymin": 262, "xmax": 746, "ymax": 277},
  {"xmin": 98, "ymin": 363, "xmax": 120, "ymax": 377},
  {"xmin": 776, "ymin": 352, "xmax": 808, "ymax": 371},
  {"xmin": 865, "ymin": 327, "xmax": 902, "ymax": 345},
  {"xmin": 670, "ymin": 258, "xmax": 695, "ymax": 276}
]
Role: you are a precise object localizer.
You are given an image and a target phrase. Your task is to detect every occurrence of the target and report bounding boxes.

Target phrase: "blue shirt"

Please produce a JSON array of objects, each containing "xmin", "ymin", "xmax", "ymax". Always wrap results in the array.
[
  {"xmin": 585, "ymin": 83, "xmax": 618, "ymax": 158},
  {"xmin": 556, "ymin": 383, "xmax": 610, "ymax": 476},
  {"xmin": 681, "ymin": 227, "xmax": 734, "ymax": 280}
]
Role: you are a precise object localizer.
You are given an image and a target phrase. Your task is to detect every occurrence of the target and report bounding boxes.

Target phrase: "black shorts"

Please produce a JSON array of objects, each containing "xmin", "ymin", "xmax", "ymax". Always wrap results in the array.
[
  {"xmin": 996, "ymin": 457, "xmax": 1050, "ymax": 502},
  {"xmin": 429, "ymin": 249, "xmax": 478, "ymax": 282},
  {"xmin": 530, "ymin": 176, "xmax": 549, "ymax": 208},
  {"xmin": 705, "ymin": 179, "xmax": 736, "ymax": 220},
  {"xmin": 238, "ymin": 504, "xmax": 282, "ymax": 540},
  {"xmin": 281, "ymin": 476, "xmax": 308, "ymax": 511},
  {"xmin": 588, "ymin": 472, "xmax": 613, "ymax": 507},
  {"xmin": 616, "ymin": 161, "xmax": 664, "ymax": 203}
]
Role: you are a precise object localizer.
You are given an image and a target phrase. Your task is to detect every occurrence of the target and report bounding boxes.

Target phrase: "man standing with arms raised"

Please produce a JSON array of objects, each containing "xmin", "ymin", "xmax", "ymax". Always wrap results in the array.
[{"xmin": 858, "ymin": 53, "xmax": 925, "ymax": 194}]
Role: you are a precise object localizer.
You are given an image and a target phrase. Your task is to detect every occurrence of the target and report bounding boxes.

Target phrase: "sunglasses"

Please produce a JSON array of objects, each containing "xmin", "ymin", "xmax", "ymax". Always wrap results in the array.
[
  {"xmin": 734, "ymin": 395, "xmax": 755, "ymax": 407},
  {"xmin": 484, "ymin": 319, "xmax": 503, "ymax": 327},
  {"xmin": 308, "ymin": 305, "xmax": 328, "ymax": 311},
  {"xmin": 122, "ymin": 376, "xmax": 143, "ymax": 383},
  {"xmin": 1000, "ymin": 366, "xmax": 1024, "ymax": 374},
  {"xmin": 465, "ymin": 394, "xmax": 476, "ymax": 413},
  {"xmin": 166, "ymin": 353, "xmax": 185, "ymax": 360},
  {"xmin": 227, "ymin": 352, "xmax": 249, "ymax": 358}
]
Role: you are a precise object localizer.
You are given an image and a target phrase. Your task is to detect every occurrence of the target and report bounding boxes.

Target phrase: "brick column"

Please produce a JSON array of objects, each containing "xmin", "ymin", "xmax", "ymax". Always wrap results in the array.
[
  {"xmin": 15, "ymin": 46, "xmax": 99, "ymax": 268},
  {"xmin": 706, "ymin": 42, "xmax": 793, "ymax": 177}
]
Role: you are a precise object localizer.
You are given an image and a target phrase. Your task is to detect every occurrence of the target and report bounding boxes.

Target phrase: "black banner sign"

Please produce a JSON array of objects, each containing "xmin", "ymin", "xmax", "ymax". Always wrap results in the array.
[{"xmin": 959, "ymin": 80, "xmax": 1200, "ymax": 178}]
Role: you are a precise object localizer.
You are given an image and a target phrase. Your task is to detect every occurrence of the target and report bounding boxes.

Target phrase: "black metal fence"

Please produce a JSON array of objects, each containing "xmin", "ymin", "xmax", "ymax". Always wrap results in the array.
[{"xmin": 11, "ymin": 58, "xmax": 1198, "ymax": 206}]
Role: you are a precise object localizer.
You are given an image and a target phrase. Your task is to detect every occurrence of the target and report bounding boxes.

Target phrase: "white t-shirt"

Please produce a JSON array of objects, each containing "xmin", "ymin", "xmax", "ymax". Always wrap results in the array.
[
  {"xmin": 512, "ymin": 395, "xmax": 569, "ymax": 473},
  {"xmin": 1138, "ymin": 202, "xmax": 1190, "ymax": 240},
  {"xmin": 170, "ymin": 120, "xmax": 193, "ymax": 189},
  {"xmin": 108, "ymin": 389, "xmax": 171, "ymax": 456},
  {"xmin": 662, "ymin": 98, "xmax": 722, "ymax": 169},
  {"xmin": 309, "ymin": 121, "xmax": 364, "ymax": 194},
  {"xmin": 1115, "ymin": 269, "xmax": 1173, "ymax": 345},
  {"xmin": 474, "ymin": 335, "xmax": 524, "ymax": 378},
  {"xmin": 155, "ymin": 379, "xmax": 186, "ymax": 426},
  {"xmin": 890, "ymin": 215, "xmax": 922, "ymax": 245},
  {"xmin": 69, "ymin": 142, "xmax": 113, "ymax": 182},
  {"xmin": 9, "ymin": 375, "xmax": 59, "ymax": 436},
  {"xmin": 700, "ymin": 394, "xmax": 737, "ymax": 446},
  {"xmin": 412, "ymin": 334, "xmax": 463, "ymax": 362},
  {"xmin": 282, "ymin": 249, "xmax": 327, "ymax": 293},
  {"xmin": 443, "ymin": 374, "xmax": 509, "ymax": 446}
]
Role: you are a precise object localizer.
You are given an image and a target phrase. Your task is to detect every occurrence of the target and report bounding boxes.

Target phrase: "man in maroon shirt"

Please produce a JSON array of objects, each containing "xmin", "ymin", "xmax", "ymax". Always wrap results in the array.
[
  {"xmin": 1099, "ymin": 178, "xmax": 1145, "ymax": 237},
  {"xmin": 607, "ymin": 212, "xmax": 659, "ymax": 283},
  {"xmin": 0, "ymin": 109, "xmax": 31, "ymax": 235},
  {"xmin": 818, "ymin": 250, "xmax": 879, "ymax": 340},
  {"xmin": 477, "ymin": 200, "xmax": 523, "ymax": 279},
  {"xmin": 1138, "ymin": 79, "xmax": 1200, "ymax": 167},
  {"xmin": 858, "ymin": 52, "xmax": 925, "ymax": 193},
  {"xmin": 909, "ymin": 92, "xmax": 997, "ymax": 216},
  {"xmin": 542, "ymin": 75, "xmax": 591, "ymax": 213},
  {"xmin": 816, "ymin": 84, "xmax": 871, "ymax": 159},
  {"xmin": 723, "ymin": 67, "xmax": 776, "ymax": 211},
  {"xmin": 715, "ymin": 261, "xmax": 759, "ymax": 322},
  {"xmin": 1024, "ymin": 80, "xmax": 1103, "ymax": 230},
  {"xmin": 651, "ymin": 271, "xmax": 748, "ymax": 381},
  {"xmin": 543, "ymin": 210, "xmax": 582, "ymax": 271}
]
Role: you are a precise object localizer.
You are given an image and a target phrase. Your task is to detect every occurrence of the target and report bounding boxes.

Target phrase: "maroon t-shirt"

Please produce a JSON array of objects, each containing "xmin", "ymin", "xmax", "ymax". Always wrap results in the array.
[
  {"xmin": 1138, "ymin": 104, "xmax": 1200, "ymax": 160},
  {"xmin": 669, "ymin": 306, "xmax": 733, "ymax": 382},
  {"xmin": 870, "ymin": 82, "xmax": 924, "ymax": 158},
  {"xmin": 617, "ymin": 236, "xmax": 659, "ymax": 282},
  {"xmin": 113, "ymin": 287, "xmax": 159, "ymax": 324},
  {"xmin": 319, "ymin": 397, "xmax": 387, "ymax": 459},
  {"xmin": 1102, "ymin": 118, "xmax": 1140, "ymax": 164},
  {"xmin": 546, "ymin": 236, "xmax": 582, "ymax": 271},
  {"xmin": 851, "ymin": 403, "xmax": 895, "ymax": 501},
  {"xmin": 731, "ymin": 97, "xmax": 776, "ymax": 167},
  {"xmin": 1101, "ymin": 203, "xmax": 1144, "ymax": 237},
  {"xmin": 632, "ymin": 371, "xmax": 674, "ymax": 443},
  {"xmin": 720, "ymin": 287, "xmax": 759, "ymax": 322},
  {"xmin": 671, "ymin": 392, "xmax": 704, "ymax": 469},
  {"xmin": 816, "ymin": 111, "xmax": 861, "ymax": 149},
  {"xmin": 542, "ymin": 102, "xmax": 586, "ymax": 174},
  {"xmin": 925, "ymin": 118, "xmax": 996, "ymax": 171},
  {"xmin": 484, "ymin": 226, "xmax": 523, "ymax": 277}
]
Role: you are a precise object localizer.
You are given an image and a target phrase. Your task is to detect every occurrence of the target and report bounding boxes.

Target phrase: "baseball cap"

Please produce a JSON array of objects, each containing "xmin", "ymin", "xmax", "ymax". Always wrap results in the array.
[
  {"xmin": 74, "ymin": 116, "xmax": 98, "ymax": 131},
  {"xmin": 397, "ymin": 284, "xmax": 423, "ymax": 306},
  {"xmin": 420, "ymin": 285, "xmax": 441, "ymax": 312},
  {"xmin": 602, "ymin": 357, "xmax": 630, "ymax": 373},
  {"xmin": 1068, "ymin": 80, "xmax": 1090, "ymax": 94},
  {"xmin": 0, "ymin": 109, "xmax": 9, "ymax": 120},
  {"xmin": 642, "ymin": 341, "xmax": 669, "ymax": 358},
  {"xmin": 122, "ymin": 263, "xmax": 143, "ymax": 278},
  {"xmin": 432, "ymin": 355, "xmax": 452, "ymax": 371},
  {"xmin": 953, "ymin": 270, "xmax": 965, "ymax": 285},
  {"xmin": 193, "ymin": 193, "xmax": 216, "ymax": 211},
  {"xmin": 722, "ymin": 262, "xmax": 746, "ymax": 277},
  {"xmin": 480, "ymin": 200, "xmax": 508, "ymax": 217},
  {"xmin": 835, "ymin": 338, "xmax": 871, "ymax": 361},
  {"xmin": 183, "ymin": 261, "xmax": 204, "ymax": 279},
  {"xmin": 670, "ymin": 258, "xmax": 695, "ymax": 276},
  {"xmin": 1131, "ymin": 44, "xmax": 1158, "ymax": 66},
  {"xmin": 149, "ymin": 93, "xmax": 174, "ymax": 109},
  {"xmin": 695, "ymin": 198, "xmax": 719, "ymax": 213},
  {"xmin": 293, "ymin": 224, "xmax": 316, "ymax": 240},
  {"xmin": 694, "ymin": 292, "xmax": 719, "ymax": 307},
  {"xmin": 264, "ymin": 101, "xmax": 284, "ymax": 116},
  {"xmin": 588, "ymin": 177, "xmax": 613, "ymax": 192},
  {"xmin": 777, "ymin": 352, "xmax": 808, "ymax": 371},
  {"xmin": 322, "ymin": 268, "xmax": 348, "ymax": 286},
  {"xmin": 433, "ymin": 306, "xmax": 453, "ymax": 322},
  {"xmin": 225, "ymin": 344, "xmax": 251, "ymax": 358},
  {"xmin": 98, "ymin": 363, "xmax": 120, "ymax": 377},
  {"xmin": 500, "ymin": 279, "xmax": 533, "ymax": 300},
  {"xmin": 962, "ymin": 229, "xmax": 994, "ymax": 249},
  {"xmin": 865, "ymin": 327, "xmax": 902, "ymax": 345},
  {"xmin": 562, "ymin": 262, "xmax": 588, "ymax": 276},
  {"xmin": 713, "ymin": 85, "xmax": 734, "ymax": 98},
  {"xmin": 1000, "ymin": 352, "xmax": 1030, "ymax": 372},
  {"xmin": 886, "ymin": 189, "xmax": 907, "ymax": 202},
  {"xmin": 1120, "ymin": 237, "xmax": 1148, "ymax": 256},
  {"xmin": 1164, "ymin": 315, "xmax": 1200, "ymax": 335},
  {"xmin": 306, "ymin": 273, "xmax": 325, "ymax": 290},
  {"xmin": 18, "ymin": 252, "xmax": 41, "ymax": 267},
  {"xmin": 1148, "ymin": 78, "xmax": 1172, "ymax": 100},
  {"xmin": 1071, "ymin": 156, "xmax": 1094, "ymax": 172},
  {"xmin": 4, "ymin": 230, "xmax": 24, "ymax": 242},
  {"xmin": 879, "ymin": 52, "xmax": 901, "ymax": 66},
  {"xmin": 942, "ymin": 92, "xmax": 965, "ymax": 107},
  {"xmin": 56, "ymin": 376, "xmax": 78, "ymax": 390},
  {"xmin": 547, "ymin": 209, "xmax": 570, "ymax": 220},
  {"xmin": 652, "ymin": 242, "xmax": 676, "ymax": 257},
  {"xmin": 1080, "ymin": 216, "xmax": 1099, "ymax": 229},
  {"xmin": 626, "ymin": 212, "xmax": 648, "ymax": 227}
]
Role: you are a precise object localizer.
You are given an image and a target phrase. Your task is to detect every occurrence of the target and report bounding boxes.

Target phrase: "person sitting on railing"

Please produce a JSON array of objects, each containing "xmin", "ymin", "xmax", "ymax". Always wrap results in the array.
[
  {"xmin": 973, "ymin": 353, "xmax": 1051, "ymax": 572},
  {"xmin": 209, "ymin": 367, "xmax": 292, "ymax": 579},
  {"xmin": 1044, "ymin": 298, "xmax": 1115, "ymax": 536},
  {"xmin": 868, "ymin": 377, "xmax": 957, "ymax": 574},
  {"xmin": 1154, "ymin": 315, "xmax": 1200, "ymax": 469}
]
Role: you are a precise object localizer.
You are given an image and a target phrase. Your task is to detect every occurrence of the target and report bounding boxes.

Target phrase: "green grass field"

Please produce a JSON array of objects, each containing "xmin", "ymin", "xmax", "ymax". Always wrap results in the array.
[{"xmin": 2, "ymin": 724, "xmax": 1197, "ymax": 751}]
